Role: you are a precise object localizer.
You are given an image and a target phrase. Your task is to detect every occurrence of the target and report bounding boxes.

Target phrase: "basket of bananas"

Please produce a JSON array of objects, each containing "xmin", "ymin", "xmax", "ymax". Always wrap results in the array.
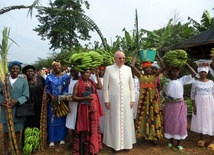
[{"xmin": 163, "ymin": 49, "xmax": 188, "ymax": 68}]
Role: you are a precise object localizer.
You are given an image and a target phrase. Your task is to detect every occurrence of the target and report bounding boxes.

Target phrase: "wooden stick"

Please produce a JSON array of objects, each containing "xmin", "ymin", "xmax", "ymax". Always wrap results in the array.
[
  {"xmin": 39, "ymin": 86, "xmax": 47, "ymax": 151},
  {"xmin": 3, "ymin": 73, "xmax": 20, "ymax": 155}
]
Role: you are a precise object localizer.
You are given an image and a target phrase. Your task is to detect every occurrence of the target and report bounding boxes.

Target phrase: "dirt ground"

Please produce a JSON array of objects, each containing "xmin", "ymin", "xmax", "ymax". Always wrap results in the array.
[{"xmin": 0, "ymin": 117, "xmax": 213, "ymax": 155}]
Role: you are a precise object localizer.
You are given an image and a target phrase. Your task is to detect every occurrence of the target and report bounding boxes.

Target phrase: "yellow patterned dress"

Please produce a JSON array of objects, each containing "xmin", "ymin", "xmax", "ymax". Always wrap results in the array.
[{"xmin": 135, "ymin": 74, "xmax": 163, "ymax": 141}]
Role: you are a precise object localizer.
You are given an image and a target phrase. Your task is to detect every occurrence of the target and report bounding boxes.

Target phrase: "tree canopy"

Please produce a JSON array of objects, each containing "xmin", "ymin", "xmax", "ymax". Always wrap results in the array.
[{"xmin": 34, "ymin": 0, "xmax": 92, "ymax": 51}]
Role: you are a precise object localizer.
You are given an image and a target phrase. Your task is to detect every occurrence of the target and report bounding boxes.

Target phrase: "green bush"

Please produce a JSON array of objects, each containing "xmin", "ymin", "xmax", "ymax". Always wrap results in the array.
[{"xmin": 185, "ymin": 98, "xmax": 192, "ymax": 116}]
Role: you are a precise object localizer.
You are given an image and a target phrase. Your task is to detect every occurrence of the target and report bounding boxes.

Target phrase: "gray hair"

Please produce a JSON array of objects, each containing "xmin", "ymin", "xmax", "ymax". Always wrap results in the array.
[{"xmin": 114, "ymin": 50, "xmax": 125, "ymax": 58}]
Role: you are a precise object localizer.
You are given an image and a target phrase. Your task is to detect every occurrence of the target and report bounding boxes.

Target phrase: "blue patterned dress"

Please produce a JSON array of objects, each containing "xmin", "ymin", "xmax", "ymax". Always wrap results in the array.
[{"xmin": 46, "ymin": 73, "xmax": 70, "ymax": 142}]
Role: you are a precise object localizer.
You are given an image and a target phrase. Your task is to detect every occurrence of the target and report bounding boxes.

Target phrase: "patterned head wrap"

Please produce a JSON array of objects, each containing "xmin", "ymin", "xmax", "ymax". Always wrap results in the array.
[
  {"xmin": 8, "ymin": 61, "xmax": 22, "ymax": 71},
  {"xmin": 51, "ymin": 60, "xmax": 61, "ymax": 67},
  {"xmin": 99, "ymin": 66, "xmax": 106, "ymax": 70}
]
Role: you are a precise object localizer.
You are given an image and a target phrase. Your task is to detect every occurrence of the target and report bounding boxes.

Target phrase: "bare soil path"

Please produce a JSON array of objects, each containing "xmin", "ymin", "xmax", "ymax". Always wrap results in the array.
[{"xmin": 0, "ymin": 117, "xmax": 213, "ymax": 155}]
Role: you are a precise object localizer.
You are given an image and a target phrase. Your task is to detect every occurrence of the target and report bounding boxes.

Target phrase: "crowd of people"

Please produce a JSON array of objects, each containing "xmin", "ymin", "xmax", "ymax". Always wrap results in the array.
[{"xmin": 0, "ymin": 50, "xmax": 214, "ymax": 155}]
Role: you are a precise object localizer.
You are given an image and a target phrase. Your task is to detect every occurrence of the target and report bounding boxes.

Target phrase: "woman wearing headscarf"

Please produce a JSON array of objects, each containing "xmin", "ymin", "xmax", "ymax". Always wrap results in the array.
[
  {"xmin": 190, "ymin": 66, "xmax": 214, "ymax": 151},
  {"xmin": 46, "ymin": 60, "xmax": 70, "ymax": 147},
  {"xmin": 0, "ymin": 61, "xmax": 29, "ymax": 155},
  {"xmin": 163, "ymin": 64, "xmax": 196, "ymax": 151},
  {"xmin": 22, "ymin": 65, "xmax": 45, "ymax": 128},
  {"xmin": 130, "ymin": 51, "xmax": 165, "ymax": 147}
]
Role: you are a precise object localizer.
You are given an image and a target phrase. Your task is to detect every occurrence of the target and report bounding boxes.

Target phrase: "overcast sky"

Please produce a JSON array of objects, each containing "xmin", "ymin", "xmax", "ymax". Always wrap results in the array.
[{"xmin": 0, "ymin": 0, "xmax": 214, "ymax": 64}]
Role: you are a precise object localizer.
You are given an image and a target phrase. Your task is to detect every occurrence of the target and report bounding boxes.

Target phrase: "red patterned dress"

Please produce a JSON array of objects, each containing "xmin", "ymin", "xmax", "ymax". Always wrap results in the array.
[{"xmin": 73, "ymin": 79, "xmax": 104, "ymax": 155}]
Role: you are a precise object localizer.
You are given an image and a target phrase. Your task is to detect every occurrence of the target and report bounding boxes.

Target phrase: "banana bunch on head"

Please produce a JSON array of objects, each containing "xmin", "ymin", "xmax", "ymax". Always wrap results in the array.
[
  {"xmin": 23, "ymin": 127, "xmax": 40, "ymax": 155},
  {"xmin": 69, "ymin": 51, "xmax": 103, "ymax": 72},
  {"xmin": 163, "ymin": 49, "xmax": 188, "ymax": 68}
]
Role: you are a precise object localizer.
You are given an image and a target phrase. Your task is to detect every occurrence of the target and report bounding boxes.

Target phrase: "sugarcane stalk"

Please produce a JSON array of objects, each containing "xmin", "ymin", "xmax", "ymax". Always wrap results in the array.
[
  {"xmin": 2, "ymin": 73, "xmax": 20, "ymax": 155},
  {"xmin": 39, "ymin": 86, "xmax": 47, "ymax": 151}
]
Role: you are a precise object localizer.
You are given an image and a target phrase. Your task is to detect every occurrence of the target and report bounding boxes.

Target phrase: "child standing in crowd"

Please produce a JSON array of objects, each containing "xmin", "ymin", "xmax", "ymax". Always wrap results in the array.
[
  {"xmin": 97, "ymin": 66, "xmax": 106, "ymax": 134},
  {"xmin": 130, "ymin": 51, "xmax": 165, "ymax": 147},
  {"xmin": 65, "ymin": 67, "xmax": 79, "ymax": 150},
  {"xmin": 163, "ymin": 64, "xmax": 196, "ymax": 151},
  {"xmin": 190, "ymin": 66, "xmax": 214, "ymax": 151}
]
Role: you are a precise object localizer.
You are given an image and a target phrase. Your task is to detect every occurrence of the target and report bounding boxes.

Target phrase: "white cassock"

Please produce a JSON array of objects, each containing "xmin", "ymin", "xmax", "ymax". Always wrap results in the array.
[{"xmin": 103, "ymin": 64, "xmax": 136, "ymax": 151}]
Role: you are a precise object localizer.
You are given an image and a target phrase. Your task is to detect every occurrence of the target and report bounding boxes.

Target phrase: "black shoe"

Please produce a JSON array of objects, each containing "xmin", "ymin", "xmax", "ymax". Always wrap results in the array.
[
  {"xmin": 153, "ymin": 141, "xmax": 158, "ymax": 147},
  {"xmin": 67, "ymin": 142, "xmax": 73, "ymax": 150},
  {"xmin": 112, "ymin": 149, "xmax": 119, "ymax": 153},
  {"xmin": 124, "ymin": 149, "xmax": 130, "ymax": 152}
]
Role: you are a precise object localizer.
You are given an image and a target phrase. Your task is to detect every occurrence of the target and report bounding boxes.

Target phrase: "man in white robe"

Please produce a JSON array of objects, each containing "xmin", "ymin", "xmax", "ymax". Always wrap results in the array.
[{"xmin": 103, "ymin": 50, "xmax": 136, "ymax": 151}]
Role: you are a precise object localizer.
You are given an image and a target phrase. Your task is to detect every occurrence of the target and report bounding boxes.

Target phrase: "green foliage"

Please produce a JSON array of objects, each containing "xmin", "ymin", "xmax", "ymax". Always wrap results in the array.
[
  {"xmin": 185, "ymin": 98, "xmax": 192, "ymax": 116},
  {"xmin": 141, "ymin": 19, "xmax": 197, "ymax": 51},
  {"xmin": 34, "ymin": 0, "xmax": 91, "ymax": 51},
  {"xmin": 33, "ymin": 45, "xmax": 87, "ymax": 70},
  {"xmin": 188, "ymin": 9, "xmax": 214, "ymax": 32}
]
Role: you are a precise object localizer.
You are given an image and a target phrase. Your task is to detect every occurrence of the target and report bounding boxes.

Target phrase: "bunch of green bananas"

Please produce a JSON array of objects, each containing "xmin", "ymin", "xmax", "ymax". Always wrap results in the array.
[
  {"xmin": 23, "ymin": 127, "xmax": 40, "ymax": 155},
  {"xmin": 163, "ymin": 49, "xmax": 188, "ymax": 68},
  {"xmin": 55, "ymin": 100, "xmax": 70, "ymax": 117},
  {"xmin": 69, "ymin": 51, "xmax": 103, "ymax": 72},
  {"xmin": 209, "ymin": 48, "xmax": 214, "ymax": 57},
  {"xmin": 96, "ymin": 49, "xmax": 114, "ymax": 66}
]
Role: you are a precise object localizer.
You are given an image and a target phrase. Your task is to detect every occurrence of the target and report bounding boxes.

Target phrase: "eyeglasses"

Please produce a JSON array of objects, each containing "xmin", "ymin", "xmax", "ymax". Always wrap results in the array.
[{"xmin": 118, "ymin": 57, "xmax": 125, "ymax": 60}]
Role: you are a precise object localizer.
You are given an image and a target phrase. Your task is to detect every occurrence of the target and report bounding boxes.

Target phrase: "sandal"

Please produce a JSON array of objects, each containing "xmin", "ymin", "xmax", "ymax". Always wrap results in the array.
[
  {"xmin": 177, "ymin": 145, "xmax": 183, "ymax": 151},
  {"xmin": 168, "ymin": 143, "xmax": 173, "ymax": 148},
  {"xmin": 197, "ymin": 140, "xmax": 206, "ymax": 147},
  {"xmin": 207, "ymin": 143, "xmax": 214, "ymax": 151}
]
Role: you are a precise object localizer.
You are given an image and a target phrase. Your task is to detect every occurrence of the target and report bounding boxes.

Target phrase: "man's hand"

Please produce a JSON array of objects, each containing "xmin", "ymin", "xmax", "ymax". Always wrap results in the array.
[
  {"xmin": 130, "ymin": 102, "xmax": 134, "ymax": 108},
  {"xmin": 105, "ymin": 102, "xmax": 110, "ymax": 109}
]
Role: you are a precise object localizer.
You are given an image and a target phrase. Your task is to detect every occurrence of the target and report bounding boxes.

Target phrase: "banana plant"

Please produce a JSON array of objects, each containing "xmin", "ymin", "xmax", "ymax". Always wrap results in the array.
[
  {"xmin": 188, "ymin": 9, "xmax": 214, "ymax": 32},
  {"xmin": 0, "ymin": 27, "xmax": 19, "ymax": 80},
  {"xmin": 0, "ymin": 27, "xmax": 9, "ymax": 80}
]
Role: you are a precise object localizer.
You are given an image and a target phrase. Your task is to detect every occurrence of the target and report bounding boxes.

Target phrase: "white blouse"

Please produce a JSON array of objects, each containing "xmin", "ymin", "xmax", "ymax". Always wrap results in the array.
[
  {"xmin": 191, "ymin": 80, "xmax": 214, "ymax": 100},
  {"xmin": 165, "ymin": 75, "xmax": 194, "ymax": 98}
]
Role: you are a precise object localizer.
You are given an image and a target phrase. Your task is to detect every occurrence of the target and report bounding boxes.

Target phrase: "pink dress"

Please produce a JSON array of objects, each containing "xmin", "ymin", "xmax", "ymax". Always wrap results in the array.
[{"xmin": 163, "ymin": 75, "xmax": 194, "ymax": 140}]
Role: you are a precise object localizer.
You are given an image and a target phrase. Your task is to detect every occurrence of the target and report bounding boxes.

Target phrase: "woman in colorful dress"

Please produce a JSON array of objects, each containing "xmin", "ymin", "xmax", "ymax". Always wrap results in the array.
[
  {"xmin": 130, "ymin": 51, "xmax": 165, "ymax": 147},
  {"xmin": 0, "ymin": 61, "xmax": 29, "ymax": 155},
  {"xmin": 190, "ymin": 66, "xmax": 214, "ymax": 151},
  {"xmin": 163, "ymin": 64, "xmax": 196, "ymax": 151},
  {"xmin": 46, "ymin": 60, "xmax": 70, "ymax": 147},
  {"xmin": 72, "ymin": 69, "xmax": 104, "ymax": 155}
]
